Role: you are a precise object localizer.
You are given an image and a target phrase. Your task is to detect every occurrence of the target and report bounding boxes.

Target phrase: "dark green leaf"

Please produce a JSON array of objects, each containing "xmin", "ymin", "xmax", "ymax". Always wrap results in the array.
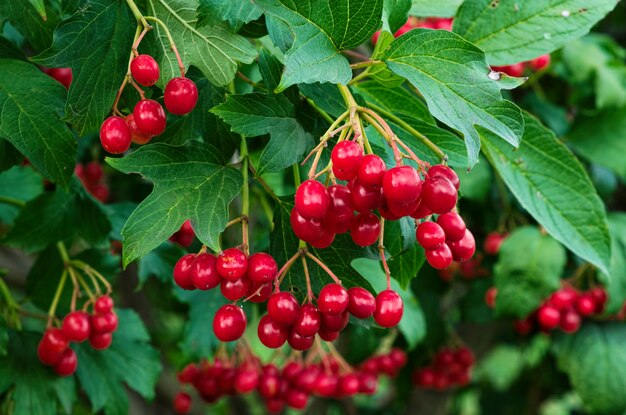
[
  {"xmin": 410, "ymin": 0, "xmax": 463, "ymax": 17},
  {"xmin": 0, "ymin": 318, "xmax": 7, "ymax": 356},
  {"xmin": 0, "ymin": 0, "xmax": 59, "ymax": 51},
  {"xmin": 106, "ymin": 141, "xmax": 243, "ymax": 266},
  {"xmin": 0, "ymin": 166, "xmax": 43, "ymax": 224},
  {"xmin": 197, "ymin": 0, "xmax": 262, "ymax": 30},
  {"xmin": 25, "ymin": 245, "xmax": 66, "ymax": 312},
  {"xmin": 597, "ymin": 214, "xmax": 626, "ymax": 314},
  {"xmin": 0, "ymin": 36, "xmax": 25, "ymax": 60},
  {"xmin": 105, "ymin": 202, "xmax": 137, "ymax": 241},
  {"xmin": 176, "ymin": 289, "xmax": 227, "ymax": 359},
  {"xmin": 384, "ymin": 218, "xmax": 424, "ymax": 289},
  {"xmin": 32, "ymin": 0, "xmax": 135, "ymax": 135},
  {"xmin": 481, "ymin": 113, "xmax": 611, "ymax": 274},
  {"xmin": 138, "ymin": 242, "xmax": 186, "ymax": 286},
  {"xmin": 259, "ymin": 48, "xmax": 283, "ymax": 93},
  {"xmin": 0, "ymin": 139, "xmax": 23, "ymax": 173},
  {"xmin": 299, "ymin": 83, "xmax": 347, "ymax": 118},
  {"xmin": 476, "ymin": 345, "xmax": 524, "ymax": 391},
  {"xmin": 355, "ymin": 81, "xmax": 434, "ymax": 124},
  {"xmin": 383, "ymin": 0, "xmax": 411, "ymax": 32}
]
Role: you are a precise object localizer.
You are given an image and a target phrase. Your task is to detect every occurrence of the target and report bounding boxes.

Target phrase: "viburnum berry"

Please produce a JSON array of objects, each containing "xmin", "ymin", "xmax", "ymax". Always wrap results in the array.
[
  {"xmin": 331, "ymin": 140, "xmax": 363, "ymax": 181},
  {"xmin": 357, "ymin": 154, "xmax": 386, "ymax": 189},
  {"xmin": 492, "ymin": 63, "xmax": 525, "ymax": 77},
  {"xmin": 537, "ymin": 305, "xmax": 560, "ymax": 330},
  {"xmin": 308, "ymin": 227, "xmax": 335, "ymax": 249},
  {"xmin": 347, "ymin": 287, "xmax": 376, "ymax": 319},
  {"xmin": 133, "ymin": 99, "xmax": 167, "ymax": 136},
  {"xmin": 268, "ymin": 292, "xmax": 300, "ymax": 327},
  {"xmin": 246, "ymin": 281, "xmax": 272, "ymax": 303},
  {"xmin": 285, "ymin": 388, "xmax": 309, "ymax": 409},
  {"xmin": 191, "ymin": 253, "xmax": 221, "ymax": 290},
  {"xmin": 425, "ymin": 243, "xmax": 453, "ymax": 269},
  {"xmin": 388, "ymin": 195, "xmax": 421, "ymax": 217},
  {"xmin": 427, "ymin": 165, "xmax": 460, "ymax": 190},
  {"xmin": 216, "ymin": 248, "xmax": 248, "ymax": 281},
  {"xmin": 339, "ymin": 373, "xmax": 360, "ymax": 396},
  {"xmin": 422, "ymin": 176, "xmax": 458, "ymax": 214},
  {"xmin": 173, "ymin": 254, "xmax": 197, "ymax": 290},
  {"xmin": 560, "ymin": 309, "xmax": 581, "ymax": 333},
  {"xmin": 529, "ymin": 54, "xmax": 551, "ymax": 71},
  {"xmin": 589, "ymin": 287, "xmax": 608, "ymax": 312},
  {"xmin": 448, "ymin": 230, "xmax": 476, "ymax": 262},
  {"xmin": 94, "ymin": 295, "xmax": 114, "ymax": 314},
  {"xmin": 350, "ymin": 212, "xmax": 380, "ymax": 247},
  {"xmin": 382, "ymin": 166, "xmax": 421, "ymax": 205},
  {"xmin": 164, "ymin": 77, "xmax": 199, "ymax": 115},
  {"xmin": 410, "ymin": 199, "xmax": 432, "ymax": 220},
  {"xmin": 91, "ymin": 311, "xmax": 118, "ymax": 333},
  {"xmin": 213, "ymin": 304, "xmax": 247, "ymax": 342},
  {"xmin": 485, "ymin": 287, "xmax": 497, "ymax": 308},
  {"xmin": 125, "ymin": 113, "xmax": 152, "ymax": 145},
  {"xmin": 318, "ymin": 283, "xmax": 349, "ymax": 315},
  {"xmin": 220, "ymin": 278, "xmax": 250, "ymax": 301},
  {"xmin": 290, "ymin": 208, "xmax": 324, "ymax": 242},
  {"xmin": 38, "ymin": 329, "xmax": 68, "ymax": 365},
  {"xmin": 247, "ymin": 252, "xmax": 278, "ymax": 283},
  {"xmin": 130, "ymin": 54, "xmax": 160, "ymax": 86},
  {"xmin": 350, "ymin": 180, "xmax": 383, "ymax": 212},
  {"xmin": 318, "ymin": 327, "xmax": 339, "ymax": 342},
  {"xmin": 575, "ymin": 294, "xmax": 596, "ymax": 316},
  {"xmin": 293, "ymin": 304, "xmax": 321, "ymax": 337},
  {"xmin": 416, "ymin": 221, "xmax": 446, "ymax": 249},
  {"xmin": 549, "ymin": 288, "xmax": 577, "ymax": 310},
  {"xmin": 315, "ymin": 372, "xmax": 339, "ymax": 397},
  {"xmin": 62, "ymin": 311, "xmax": 91, "ymax": 342},
  {"xmin": 173, "ymin": 391, "xmax": 192, "ymax": 414},
  {"xmin": 287, "ymin": 330, "xmax": 314, "ymax": 351},
  {"xmin": 100, "ymin": 116, "xmax": 131, "ymax": 154},
  {"xmin": 325, "ymin": 185, "xmax": 354, "ymax": 232},
  {"xmin": 235, "ymin": 368, "xmax": 260, "ymax": 393},
  {"xmin": 258, "ymin": 314, "xmax": 288, "ymax": 348},
  {"xmin": 53, "ymin": 348, "xmax": 78, "ymax": 376},
  {"xmin": 295, "ymin": 180, "xmax": 329, "ymax": 219},
  {"xmin": 46, "ymin": 67, "xmax": 73, "ymax": 89},
  {"xmin": 484, "ymin": 232, "xmax": 507, "ymax": 255},
  {"xmin": 374, "ymin": 290, "xmax": 403, "ymax": 327},
  {"xmin": 89, "ymin": 332, "xmax": 112, "ymax": 350},
  {"xmin": 436, "ymin": 212, "xmax": 466, "ymax": 242},
  {"xmin": 320, "ymin": 310, "xmax": 349, "ymax": 331},
  {"xmin": 84, "ymin": 162, "xmax": 103, "ymax": 183}
]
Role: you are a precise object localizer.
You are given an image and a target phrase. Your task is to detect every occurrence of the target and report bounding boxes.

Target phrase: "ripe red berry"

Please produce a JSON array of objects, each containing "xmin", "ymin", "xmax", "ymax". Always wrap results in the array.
[
  {"xmin": 89, "ymin": 331, "xmax": 112, "ymax": 350},
  {"xmin": 94, "ymin": 295, "xmax": 114, "ymax": 314},
  {"xmin": 213, "ymin": 304, "xmax": 247, "ymax": 342},
  {"xmin": 590, "ymin": 287, "xmax": 608, "ymax": 312},
  {"xmin": 173, "ymin": 254, "xmax": 197, "ymax": 290},
  {"xmin": 91, "ymin": 312, "xmax": 118, "ymax": 333},
  {"xmin": 455, "ymin": 347, "xmax": 475, "ymax": 367},
  {"xmin": 448, "ymin": 230, "xmax": 476, "ymax": 262},
  {"xmin": 537, "ymin": 305, "xmax": 560, "ymax": 330},
  {"xmin": 220, "ymin": 277, "xmax": 250, "ymax": 301},
  {"xmin": 294, "ymin": 304, "xmax": 321, "ymax": 337},
  {"xmin": 246, "ymin": 281, "xmax": 272, "ymax": 303},
  {"xmin": 350, "ymin": 179, "xmax": 383, "ymax": 212},
  {"xmin": 268, "ymin": 292, "xmax": 300, "ymax": 327},
  {"xmin": 216, "ymin": 248, "xmax": 248, "ymax": 281},
  {"xmin": 41, "ymin": 328, "xmax": 69, "ymax": 355},
  {"xmin": 575, "ymin": 295, "xmax": 596, "ymax": 316},
  {"xmin": 318, "ymin": 327, "xmax": 339, "ymax": 342},
  {"xmin": 388, "ymin": 196, "xmax": 422, "ymax": 218},
  {"xmin": 560, "ymin": 309, "xmax": 581, "ymax": 333},
  {"xmin": 485, "ymin": 287, "xmax": 497, "ymax": 308},
  {"xmin": 285, "ymin": 388, "xmax": 309, "ymax": 409},
  {"xmin": 37, "ymin": 334, "xmax": 66, "ymax": 366},
  {"xmin": 321, "ymin": 310, "xmax": 349, "ymax": 331},
  {"xmin": 382, "ymin": 166, "xmax": 421, "ymax": 205},
  {"xmin": 99, "ymin": 116, "xmax": 131, "ymax": 154},
  {"xmin": 247, "ymin": 252, "xmax": 278, "ymax": 283},
  {"xmin": 164, "ymin": 77, "xmax": 198, "ymax": 115},
  {"xmin": 379, "ymin": 196, "xmax": 402, "ymax": 221},
  {"xmin": 290, "ymin": 208, "xmax": 324, "ymax": 242},
  {"xmin": 413, "ymin": 368, "xmax": 436, "ymax": 387},
  {"xmin": 235, "ymin": 369, "xmax": 259, "ymax": 393},
  {"xmin": 492, "ymin": 63, "xmax": 525, "ymax": 77},
  {"xmin": 258, "ymin": 314, "xmax": 288, "ymax": 348},
  {"xmin": 436, "ymin": 212, "xmax": 466, "ymax": 242},
  {"xmin": 425, "ymin": 244, "xmax": 453, "ymax": 269},
  {"xmin": 130, "ymin": 54, "xmax": 160, "ymax": 86},
  {"xmin": 288, "ymin": 330, "xmax": 314, "ymax": 351},
  {"xmin": 84, "ymin": 162, "xmax": 103, "ymax": 183},
  {"xmin": 339, "ymin": 373, "xmax": 360, "ymax": 396},
  {"xmin": 410, "ymin": 199, "xmax": 432, "ymax": 220},
  {"xmin": 350, "ymin": 212, "xmax": 380, "ymax": 247},
  {"xmin": 315, "ymin": 372, "xmax": 339, "ymax": 396},
  {"xmin": 173, "ymin": 391, "xmax": 192, "ymax": 414},
  {"xmin": 416, "ymin": 221, "xmax": 446, "ymax": 249},
  {"xmin": 427, "ymin": 165, "xmax": 460, "ymax": 190},
  {"xmin": 331, "ymin": 141, "xmax": 363, "ymax": 181},
  {"xmin": 325, "ymin": 185, "xmax": 354, "ymax": 231},
  {"xmin": 357, "ymin": 154, "xmax": 386, "ymax": 189},
  {"xmin": 46, "ymin": 67, "xmax": 73, "ymax": 89},
  {"xmin": 374, "ymin": 290, "xmax": 403, "ymax": 327},
  {"xmin": 484, "ymin": 232, "xmax": 507, "ymax": 255},
  {"xmin": 318, "ymin": 283, "xmax": 349, "ymax": 315},
  {"xmin": 308, "ymin": 227, "xmax": 335, "ymax": 248},
  {"xmin": 549, "ymin": 288, "xmax": 578, "ymax": 310},
  {"xmin": 192, "ymin": 253, "xmax": 221, "ymax": 290},
  {"xmin": 62, "ymin": 311, "xmax": 91, "ymax": 342},
  {"xmin": 295, "ymin": 180, "xmax": 329, "ymax": 219},
  {"xmin": 133, "ymin": 99, "xmax": 167, "ymax": 136},
  {"xmin": 53, "ymin": 348, "xmax": 77, "ymax": 376},
  {"xmin": 422, "ymin": 177, "xmax": 458, "ymax": 214},
  {"xmin": 529, "ymin": 54, "xmax": 551, "ymax": 71},
  {"xmin": 347, "ymin": 287, "xmax": 376, "ymax": 319},
  {"xmin": 125, "ymin": 113, "xmax": 152, "ymax": 145}
]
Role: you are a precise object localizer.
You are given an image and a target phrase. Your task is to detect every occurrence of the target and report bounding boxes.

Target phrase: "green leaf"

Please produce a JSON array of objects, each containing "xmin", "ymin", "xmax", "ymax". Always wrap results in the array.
[
  {"xmin": 384, "ymin": 218, "xmax": 425, "ymax": 289},
  {"xmin": 0, "ymin": 139, "xmax": 23, "ymax": 173},
  {"xmin": 259, "ymin": 48, "xmax": 284, "ymax": 93},
  {"xmin": 299, "ymin": 83, "xmax": 347, "ymax": 118},
  {"xmin": 383, "ymin": 29, "xmax": 524, "ymax": 166},
  {"xmin": 138, "ymin": 242, "xmax": 186, "ymax": 286},
  {"xmin": 597, "ymin": 214, "xmax": 626, "ymax": 314},
  {"xmin": 4, "ymin": 178, "xmax": 111, "ymax": 252},
  {"xmin": 481, "ymin": 113, "xmax": 611, "ymax": 274},
  {"xmin": 476, "ymin": 345, "xmax": 524, "ymax": 391},
  {"xmin": 554, "ymin": 323, "xmax": 626, "ymax": 414},
  {"xmin": 0, "ymin": 318, "xmax": 7, "ymax": 357},
  {"xmin": 410, "ymin": 0, "xmax": 463, "ymax": 17},
  {"xmin": 0, "ymin": 59, "xmax": 75, "ymax": 187},
  {"xmin": 76, "ymin": 309, "xmax": 161, "ymax": 415},
  {"xmin": 355, "ymin": 81, "xmax": 434, "ymax": 124},
  {"xmin": 453, "ymin": 0, "xmax": 620, "ymax": 65},
  {"xmin": 106, "ymin": 141, "xmax": 243, "ymax": 266},
  {"xmin": 494, "ymin": 227, "xmax": 566, "ymax": 318},
  {"xmin": 383, "ymin": 0, "xmax": 411, "ymax": 32},
  {"xmin": 566, "ymin": 107, "xmax": 626, "ymax": 181},
  {"xmin": 0, "ymin": 0, "xmax": 59, "ymax": 51},
  {"xmin": 32, "ymin": 0, "xmax": 135, "ymax": 135},
  {"xmin": 197, "ymin": 0, "xmax": 262, "ymax": 30},
  {"xmin": 458, "ymin": 155, "xmax": 492, "ymax": 201},
  {"xmin": 176, "ymin": 289, "xmax": 227, "ymax": 359},
  {"xmin": 256, "ymin": 0, "xmax": 384, "ymax": 90},
  {"xmin": 0, "ymin": 166, "xmax": 43, "ymax": 224},
  {"xmin": 147, "ymin": 0, "xmax": 256, "ymax": 88}
]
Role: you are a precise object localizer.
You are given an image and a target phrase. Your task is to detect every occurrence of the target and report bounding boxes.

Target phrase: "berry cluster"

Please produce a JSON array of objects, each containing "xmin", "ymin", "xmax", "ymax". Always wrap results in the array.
[
  {"xmin": 100, "ymin": 53, "xmax": 198, "ymax": 154},
  {"xmin": 75, "ymin": 161, "xmax": 109, "ymax": 203},
  {"xmin": 169, "ymin": 219, "xmax": 195, "ymax": 247},
  {"xmin": 492, "ymin": 54, "xmax": 551, "ymax": 77},
  {"xmin": 412, "ymin": 346, "xmax": 475, "ymax": 390},
  {"xmin": 41, "ymin": 66, "xmax": 73, "ymax": 89},
  {"xmin": 437, "ymin": 255, "xmax": 489, "ymax": 282},
  {"xmin": 37, "ymin": 295, "xmax": 117, "ymax": 376},
  {"xmin": 372, "ymin": 16, "xmax": 452, "ymax": 44}
]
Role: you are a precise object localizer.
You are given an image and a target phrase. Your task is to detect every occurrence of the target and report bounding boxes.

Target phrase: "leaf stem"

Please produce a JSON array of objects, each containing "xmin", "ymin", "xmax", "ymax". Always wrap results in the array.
[
  {"xmin": 48, "ymin": 269, "xmax": 68, "ymax": 326},
  {"xmin": 301, "ymin": 256, "xmax": 314, "ymax": 303},
  {"xmin": 305, "ymin": 98, "xmax": 334, "ymax": 124},
  {"xmin": 240, "ymin": 139, "xmax": 250, "ymax": 255},
  {"xmin": 378, "ymin": 219, "xmax": 392, "ymax": 290},
  {"xmin": 304, "ymin": 252, "xmax": 342, "ymax": 285},
  {"xmin": 124, "ymin": 0, "xmax": 150, "ymax": 28},
  {"xmin": 0, "ymin": 196, "xmax": 25, "ymax": 207},
  {"xmin": 349, "ymin": 60, "xmax": 382, "ymax": 70},
  {"xmin": 144, "ymin": 16, "xmax": 185, "ymax": 77},
  {"xmin": 274, "ymin": 251, "xmax": 302, "ymax": 292},
  {"xmin": 348, "ymin": 67, "xmax": 371, "ymax": 85},
  {"xmin": 56, "ymin": 241, "xmax": 70, "ymax": 265}
]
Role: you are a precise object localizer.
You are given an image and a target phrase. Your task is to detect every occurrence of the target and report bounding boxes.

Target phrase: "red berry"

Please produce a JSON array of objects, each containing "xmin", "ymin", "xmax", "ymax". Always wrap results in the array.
[
  {"xmin": 84, "ymin": 162, "xmax": 103, "ymax": 183},
  {"xmin": 41, "ymin": 328, "xmax": 69, "ymax": 355},
  {"xmin": 173, "ymin": 254, "xmax": 196, "ymax": 290},
  {"xmin": 320, "ymin": 310, "xmax": 349, "ymax": 331},
  {"xmin": 339, "ymin": 373, "xmax": 360, "ymax": 396},
  {"xmin": 416, "ymin": 221, "xmax": 446, "ymax": 249},
  {"xmin": 164, "ymin": 77, "xmax": 198, "ymax": 115},
  {"xmin": 318, "ymin": 283, "xmax": 349, "ymax": 315},
  {"xmin": 247, "ymin": 252, "xmax": 278, "ymax": 283},
  {"xmin": 133, "ymin": 99, "xmax": 167, "ymax": 136},
  {"xmin": 99, "ymin": 116, "xmax": 131, "ymax": 154},
  {"xmin": 235, "ymin": 369, "xmax": 259, "ymax": 393},
  {"xmin": 357, "ymin": 154, "xmax": 386, "ymax": 189},
  {"xmin": 173, "ymin": 392, "xmax": 192, "ymax": 414},
  {"xmin": 46, "ymin": 67, "xmax": 73, "ymax": 89},
  {"xmin": 258, "ymin": 315, "xmax": 288, "ymax": 348},
  {"xmin": 130, "ymin": 54, "xmax": 160, "ymax": 86},
  {"xmin": 192, "ymin": 253, "xmax": 221, "ymax": 290},
  {"xmin": 529, "ymin": 54, "xmax": 551, "ymax": 71},
  {"xmin": 294, "ymin": 304, "xmax": 321, "ymax": 337},
  {"xmin": 37, "ymin": 336, "xmax": 65, "ymax": 366},
  {"xmin": 484, "ymin": 232, "xmax": 507, "ymax": 255},
  {"xmin": 318, "ymin": 327, "xmax": 339, "ymax": 342},
  {"xmin": 220, "ymin": 277, "xmax": 250, "ymax": 301},
  {"xmin": 315, "ymin": 373, "xmax": 339, "ymax": 397},
  {"xmin": 295, "ymin": 180, "xmax": 329, "ymax": 219},
  {"xmin": 448, "ymin": 230, "xmax": 476, "ymax": 262},
  {"xmin": 388, "ymin": 195, "xmax": 422, "ymax": 217},
  {"xmin": 413, "ymin": 368, "xmax": 435, "ymax": 387},
  {"xmin": 53, "ymin": 348, "xmax": 77, "ymax": 376},
  {"xmin": 331, "ymin": 141, "xmax": 363, "ymax": 181},
  {"xmin": 285, "ymin": 388, "xmax": 308, "ymax": 409},
  {"xmin": 374, "ymin": 290, "xmax": 403, "ymax": 327},
  {"xmin": 492, "ymin": 63, "xmax": 525, "ymax": 77},
  {"xmin": 425, "ymin": 244, "xmax": 454, "ymax": 269},
  {"xmin": 265, "ymin": 398, "xmax": 284, "ymax": 413},
  {"xmin": 268, "ymin": 292, "xmax": 300, "ymax": 327},
  {"xmin": 91, "ymin": 312, "xmax": 118, "ymax": 333},
  {"xmin": 514, "ymin": 318, "xmax": 534, "ymax": 335},
  {"xmin": 379, "ymin": 196, "xmax": 402, "ymax": 221},
  {"xmin": 94, "ymin": 295, "xmax": 114, "ymax": 314},
  {"xmin": 485, "ymin": 287, "xmax": 497, "ymax": 308},
  {"xmin": 390, "ymin": 348, "xmax": 408, "ymax": 368},
  {"xmin": 427, "ymin": 165, "xmax": 460, "ymax": 190},
  {"xmin": 360, "ymin": 372, "xmax": 378, "ymax": 394},
  {"xmin": 455, "ymin": 347, "xmax": 475, "ymax": 367},
  {"xmin": 549, "ymin": 288, "xmax": 578, "ymax": 310},
  {"xmin": 422, "ymin": 177, "xmax": 458, "ymax": 214},
  {"xmin": 350, "ymin": 179, "xmax": 383, "ymax": 212},
  {"xmin": 288, "ymin": 330, "xmax": 314, "ymax": 351},
  {"xmin": 290, "ymin": 208, "xmax": 324, "ymax": 241},
  {"xmin": 590, "ymin": 287, "xmax": 608, "ymax": 313},
  {"xmin": 216, "ymin": 248, "xmax": 248, "ymax": 281},
  {"xmin": 125, "ymin": 113, "xmax": 152, "ymax": 145},
  {"xmin": 89, "ymin": 331, "xmax": 112, "ymax": 350},
  {"xmin": 325, "ymin": 185, "xmax": 354, "ymax": 231},
  {"xmin": 62, "ymin": 311, "xmax": 91, "ymax": 342},
  {"xmin": 177, "ymin": 364, "xmax": 199, "ymax": 384},
  {"xmin": 350, "ymin": 212, "xmax": 380, "ymax": 247},
  {"xmin": 308, "ymin": 227, "xmax": 336, "ymax": 248},
  {"xmin": 258, "ymin": 373, "xmax": 280, "ymax": 398},
  {"xmin": 213, "ymin": 304, "xmax": 246, "ymax": 342},
  {"xmin": 410, "ymin": 199, "xmax": 432, "ymax": 220},
  {"xmin": 560, "ymin": 309, "xmax": 581, "ymax": 333},
  {"xmin": 246, "ymin": 281, "xmax": 272, "ymax": 303},
  {"xmin": 436, "ymin": 212, "xmax": 466, "ymax": 242},
  {"xmin": 575, "ymin": 295, "xmax": 596, "ymax": 316},
  {"xmin": 347, "ymin": 287, "xmax": 376, "ymax": 319},
  {"xmin": 537, "ymin": 305, "xmax": 560, "ymax": 330},
  {"xmin": 382, "ymin": 166, "xmax": 421, "ymax": 205}
]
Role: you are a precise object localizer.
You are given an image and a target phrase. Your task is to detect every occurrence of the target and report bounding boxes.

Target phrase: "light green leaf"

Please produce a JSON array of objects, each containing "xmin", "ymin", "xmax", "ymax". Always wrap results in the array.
[
  {"xmin": 454, "ymin": 0, "xmax": 620, "ymax": 65},
  {"xmin": 597, "ymin": 214, "xmax": 626, "ymax": 315},
  {"xmin": 197, "ymin": 0, "xmax": 262, "ymax": 30},
  {"xmin": 410, "ymin": 0, "xmax": 463, "ymax": 17},
  {"xmin": 147, "ymin": 0, "xmax": 256, "ymax": 88},
  {"xmin": 383, "ymin": 29, "xmax": 524, "ymax": 166},
  {"xmin": 0, "ymin": 166, "xmax": 43, "ymax": 224},
  {"xmin": 0, "ymin": 59, "xmax": 75, "ymax": 187},
  {"xmin": 481, "ymin": 113, "xmax": 611, "ymax": 274},
  {"xmin": 106, "ymin": 141, "xmax": 242, "ymax": 267},
  {"xmin": 256, "ymin": 0, "xmax": 384, "ymax": 91},
  {"xmin": 476, "ymin": 345, "xmax": 524, "ymax": 391}
]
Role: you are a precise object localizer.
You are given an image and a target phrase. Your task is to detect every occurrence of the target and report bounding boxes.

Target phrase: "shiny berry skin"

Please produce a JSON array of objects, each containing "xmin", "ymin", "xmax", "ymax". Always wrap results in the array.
[
  {"xmin": 130, "ymin": 54, "xmax": 160, "ymax": 86},
  {"xmin": 331, "ymin": 141, "xmax": 363, "ymax": 180},
  {"xmin": 99, "ymin": 116, "xmax": 131, "ymax": 154},
  {"xmin": 425, "ymin": 244, "xmax": 453, "ymax": 269},
  {"xmin": 293, "ymin": 304, "xmax": 321, "ymax": 337},
  {"xmin": 246, "ymin": 281, "xmax": 272, "ymax": 303},
  {"xmin": 53, "ymin": 348, "xmax": 77, "ymax": 376},
  {"xmin": 560, "ymin": 309, "xmax": 581, "ymax": 333},
  {"xmin": 191, "ymin": 253, "xmax": 221, "ymax": 290},
  {"xmin": 320, "ymin": 310, "xmax": 349, "ymax": 331},
  {"xmin": 492, "ymin": 63, "xmax": 525, "ymax": 77},
  {"xmin": 339, "ymin": 373, "xmax": 360, "ymax": 396},
  {"xmin": 285, "ymin": 388, "xmax": 309, "ymax": 410},
  {"xmin": 537, "ymin": 305, "xmax": 560, "ymax": 330},
  {"xmin": 287, "ymin": 331, "xmax": 314, "ymax": 351},
  {"xmin": 416, "ymin": 221, "xmax": 446, "ymax": 249},
  {"xmin": 257, "ymin": 314, "xmax": 288, "ymax": 348},
  {"xmin": 295, "ymin": 180, "xmax": 329, "ymax": 219},
  {"xmin": 410, "ymin": 200, "xmax": 432, "ymax": 220},
  {"xmin": 309, "ymin": 227, "xmax": 335, "ymax": 248},
  {"xmin": 91, "ymin": 312, "xmax": 118, "ymax": 333},
  {"xmin": 315, "ymin": 373, "xmax": 339, "ymax": 396},
  {"xmin": 213, "ymin": 304, "xmax": 247, "ymax": 342},
  {"xmin": 290, "ymin": 208, "xmax": 324, "ymax": 241},
  {"xmin": 484, "ymin": 232, "xmax": 507, "ymax": 255},
  {"xmin": 247, "ymin": 252, "xmax": 278, "ymax": 283},
  {"xmin": 173, "ymin": 392, "xmax": 191, "ymax": 414},
  {"xmin": 235, "ymin": 369, "xmax": 259, "ymax": 393},
  {"xmin": 47, "ymin": 67, "xmax": 73, "ymax": 89},
  {"xmin": 575, "ymin": 295, "xmax": 596, "ymax": 316},
  {"xmin": 382, "ymin": 166, "xmax": 421, "ymax": 205},
  {"xmin": 485, "ymin": 287, "xmax": 497, "ymax": 308},
  {"xmin": 318, "ymin": 328, "xmax": 339, "ymax": 342},
  {"xmin": 347, "ymin": 287, "xmax": 376, "ymax": 319},
  {"xmin": 94, "ymin": 295, "xmax": 114, "ymax": 314},
  {"xmin": 437, "ymin": 212, "xmax": 467, "ymax": 242},
  {"xmin": 360, "ymin": 372, "xmax": 378, "ymax": 394},
  {"xmin": 374, "ymin": 290, "xmax": 403, "ymax": 327},
  {"xmin": 41, "ymin": 328, "xmax": 69, "ymax": 355},
  {"xmin": 268, "ymin": 292, "xmax": 300, "ymax": 327},
  {"xmin": 590, "ymin": 287, "xmax": 608, "ymax": 312},
  {"xmin": 164, "ymin": 77, "xmax": 198, "ymax": 115},
  {"xmin": 448, "ymin": 230, "xmax": 476, "ymax": 262},
  {"xmin": 125, "ymin": 113, "xmax": 152, "ymax": 145},
  {"xmin": 173, "ymin": 254, "xmax": 197, "ymax": 290},
  {"xmin": 422, "ymin": 177, "xmax": 458, "ymax": 214},
  {"xmin": 428, "ymin": 164, "xmax": 460, "ymax": 190},
  {"xmin": 529, "ymin": 54, "xmax": 551, "ymax": 71},
  {"xmin": 318, "ymin": 283, "xmax": 349, "ymax": 315},
  {"xmin": 216, "ymin": 248, "xmax": 248, "ymax": 281},
  {"xmin": 379, "ymin": 196, "xmax": 402, "ymax": 221},
  {"xmin": 388, "ymin": 196, "xmax": 421, "ymax": 217},
  {"xmin": 133, "ymin": 99, "xmax": 167, "ymax": 136},
  {"xmin": 357, "ymin": 154, "xmax": 386, "ymax": 189},
  {"xmin": 390, "ymin": 348, "xmax": 408, "ymax": 368},
  {"xmin": 549, "ymin": 288, "xmax": 578, "ymax": 310},
  {"xmin": 350, "ymin": 180, "xmax": 383, "ymax": 212},
  {"xmin": 62, "ymin": 311, "xmax": 91, "ymax": 342},
  {"xmin": 350, "ymin": 212, "xmax": 380, "ymax": 247},
  {"xmin": 325, "ymin": 185, "xmax": 354, "ymax": 230},
  {"xmin": 220, "ymin": 277, "xmax": 250, "ymax": 301},
  {"xmin": 89, "ymin": 331, "xmax": 112, "ymax": 350}
]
